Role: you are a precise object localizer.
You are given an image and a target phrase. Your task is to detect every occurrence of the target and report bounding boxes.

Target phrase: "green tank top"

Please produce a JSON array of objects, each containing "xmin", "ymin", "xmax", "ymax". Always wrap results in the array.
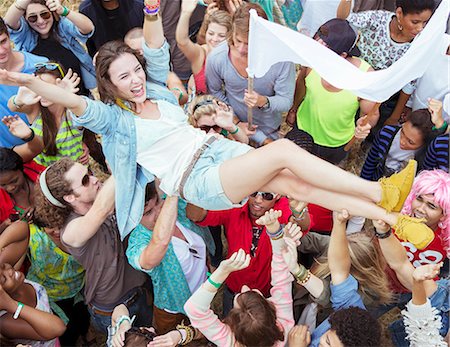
[{"xmin": 296, "ymin": 59, "xmax": 371, "ymax": 147}]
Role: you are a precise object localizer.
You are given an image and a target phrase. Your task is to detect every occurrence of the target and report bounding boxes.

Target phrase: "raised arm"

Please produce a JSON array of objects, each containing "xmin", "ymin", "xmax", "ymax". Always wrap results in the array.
[
  {"xmin": 176, "ymin": 0, "xmax": 204, "ymax": 69},
  {"xmin": 62, "ymin": 176, "xmax": 115, "ymax": 248},
  {"xmin": 336, "ymin": 0, "xmax": 352, "ymax": 19},
  {"xmin": 286, "ymin": 67, "xmax": 308, "ymax": 126},
  {"xmin": 0, "ymin": 283, "xmax": 66, "ymax": 341},
  {"xmin": 0, "ymin": 70, "xmax": 87, "ymax": 117},
  {"xmin": 186, "ymin": 203, "xmax": 208, "ymax": 223},
  {"xmin": 47, "ymin": 0, "xmax": 94, "ymax": 35},
  {"xmin": 328, "ymin": 210, "xmax": 351, "ymax": 285},
  {"xmin": 143, "ymin": 0, "xmax": 165, "ymax": 49},
  {"xmin": 4, "ymin": 0, "xmax": 31, "ymax": 30},
  {"xmin": 139, "ymin": 196, "xmax": 179, "ymax": 269}
]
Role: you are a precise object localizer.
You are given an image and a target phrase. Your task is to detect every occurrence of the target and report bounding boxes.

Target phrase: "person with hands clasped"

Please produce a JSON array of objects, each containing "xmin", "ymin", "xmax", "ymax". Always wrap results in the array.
[
  {"xmin": 4, "ymin": 63, "xmax": 87, "ymax": 166},
  {"xmin": 4, "ymin": 0, "xmax": 96, "ymax": 95},
  {"xmin": 0, "ymin": 263, "xmax": 66, "ymax": 346},
  {"xmin": 184, "ymin": 208, "xmax": 298, "ymax": 346}
]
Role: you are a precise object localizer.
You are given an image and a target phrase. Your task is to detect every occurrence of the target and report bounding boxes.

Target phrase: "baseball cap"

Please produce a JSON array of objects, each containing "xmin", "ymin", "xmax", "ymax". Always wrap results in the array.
[{"xmin": 314, "ymin": 18, "xmax": 361, "ymax": 57}]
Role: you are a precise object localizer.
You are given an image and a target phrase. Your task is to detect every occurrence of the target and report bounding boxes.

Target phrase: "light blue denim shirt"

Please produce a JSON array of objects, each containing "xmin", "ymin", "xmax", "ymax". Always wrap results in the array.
[
  {"xmin": 9, "ymin": 17, "xmax": 96, "ymax": 89},
  {"xmin": 72, "ymin": 40, "xmax": 179, "ymax": 239}
]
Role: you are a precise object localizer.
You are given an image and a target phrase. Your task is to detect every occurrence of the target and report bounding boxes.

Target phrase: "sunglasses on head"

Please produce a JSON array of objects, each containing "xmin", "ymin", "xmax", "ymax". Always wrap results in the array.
[
  {"xmin": 250, "ymin": 192, "xmax": 276, "ymax": 201},
  {"xmin": 26, "ymin": 11, "xmax": 51, "ymax": 23},
  {"xmin": 34, "ymin": 62, "xmax": 65, "ymax": 78}
]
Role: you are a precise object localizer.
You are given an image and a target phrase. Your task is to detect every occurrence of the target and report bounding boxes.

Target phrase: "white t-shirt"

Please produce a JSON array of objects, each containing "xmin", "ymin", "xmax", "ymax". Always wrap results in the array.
[
  {"xmin": 403, "ymin": 34, "xmax": 450, "ymax": 121},
  {"xmin": 385, "ymin": 130, "xmax": 417, "ymax": 174},
  {"xmin": 135, "ymin": 100, "xmax": 211, "ymax": 195}
]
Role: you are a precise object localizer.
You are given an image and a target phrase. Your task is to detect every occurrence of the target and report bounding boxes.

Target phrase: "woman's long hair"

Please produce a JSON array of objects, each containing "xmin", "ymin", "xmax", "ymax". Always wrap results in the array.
[
  {"xmin": 34, "ymin": 62, "xmax": 75, "ymax": 156},
  {"xmin": 313, "ymin": 231, "xmax": 393, "ymax": 306}
]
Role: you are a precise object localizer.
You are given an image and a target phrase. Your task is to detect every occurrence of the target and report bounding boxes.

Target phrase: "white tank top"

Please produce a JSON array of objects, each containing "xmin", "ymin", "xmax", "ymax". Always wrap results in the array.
[{"xmin": 135, "ymin": 100, "xmax": 210, "ymax": 195}]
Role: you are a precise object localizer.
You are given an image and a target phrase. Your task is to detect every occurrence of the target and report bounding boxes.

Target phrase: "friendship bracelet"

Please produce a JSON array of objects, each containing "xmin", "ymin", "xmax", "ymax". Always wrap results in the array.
[
  {"xmin": 291, "ymin": 206, "xmax": 308, "ymax": 219},
  {"xmin": 171, "ymin": 87, "xmax": 183, "ymax": 102},
  {"xmin": 60, "ymin": 6, "xmax": 70, "ymax": 16},
  {"xmin": 207, "ymin": 276, "xmax": 222, "ymax": 289},
  {"xmin": 13, "ymin": 302, "xmax": 24, "ymax": 319},
  {"xmin": 229, "ymin": 126, "xmax": 239, "ymax": 135},
  {"xmin": 267, "ymin": 225, "xmax": 284, "ymax": 240},
  {"xmin": 116, "ymin": 315, "xmax": 135, "ymax": 329},
  {"xmin": 12, "ymin": 95, "xmax": 23, "ymax": 108},
  {"xmin": 432, "ymin": 120, "xmax": 448, "ymax": 131}
]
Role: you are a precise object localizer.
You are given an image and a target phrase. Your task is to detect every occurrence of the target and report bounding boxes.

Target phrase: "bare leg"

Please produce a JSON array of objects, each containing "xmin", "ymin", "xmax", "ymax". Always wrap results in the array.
[
  {"xmin": 220, "ymin": 139, "xmax": 381, "ymax": 204},
  {"xmin": 258, "ymin": 169, "xmax": 398, "ymax": 225}
]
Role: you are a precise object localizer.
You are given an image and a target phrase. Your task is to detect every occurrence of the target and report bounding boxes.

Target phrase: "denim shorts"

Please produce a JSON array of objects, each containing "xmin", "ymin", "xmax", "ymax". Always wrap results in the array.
[{"xmin": 182, "ymin": 138, "xmax": 252, "ymax": 210}]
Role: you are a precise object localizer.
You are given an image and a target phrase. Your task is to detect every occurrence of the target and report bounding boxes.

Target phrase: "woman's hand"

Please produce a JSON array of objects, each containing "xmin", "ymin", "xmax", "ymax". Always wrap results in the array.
[
  {"xmin": 283, "ymin": 222, "xmax": 302, "ymax": 245},
  {"xmin": 0, "ymin": 69, "xmax": 34, "ymax": 87},
  {"xmin": 46, "ymin": 0, "xmax": 63, "ymax": 14},
  {"xmin": 206, "ymin": 1, "xmax": 219, "ymax": 16},
  {"xmin": 56, "ymin": 68, "xmax": 80, "ymax": 94},
  {"xmin": 2, "ymin": 115, "xmax": 33, "ymax": 140},
  {"xmin": 288, "ymin": 325, "xmax": 311, "ymax": 347},
  {"xmin": 256, "ymin": 209, "xmax": 282, "ymax": 233},
  {"xmin": 227, "ymin": 0, "xmax": 243, "ymax": 14},
  {"xmin": 148, "ymin": 329, "xmax": 180, "ymax": 347},
  {"xmin": 354, "ymin": 115, "xmax": 371, "ymax": 140},
  {"xmin": 212, "ymin": 102, "xmax": 235, "ymax": 130},
  {"xmin": 332, "ymin": 209, "xmax": 350, "ymax": 225},
  {"xmin": 218, "ymin": 249, "xmax": 251, "ymax": 275},
  {"xmin": 244, "ymin": 89, "xmax": 267, "ymax": 109},
  {"xmin": 372, "ymin": 219, "xmax": 390, "ymax": 234},
  {"xmin": 111, "ymin": 321, "xmax": 137, "ymax": 347},
  {"xmin": 412, "ymin": 262, "xmax": 443, "ymax": 282},
  {"xmin": 15, "ymin": 86, "xmax": 41, "ymax": 106},
  {"xmin": 78, "ymin": 143, "xmax": 90, "ymax": 165},
  {"xmin": 181, "ymin": 0, "xmax": 198, "ymax": 13},
  {"xmin": 281, "ymin": 237, "xmax": 301, "ymax": 274}
]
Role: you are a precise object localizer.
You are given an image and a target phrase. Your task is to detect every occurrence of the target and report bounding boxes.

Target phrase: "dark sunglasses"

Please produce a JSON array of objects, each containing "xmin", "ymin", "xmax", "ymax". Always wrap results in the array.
[
  {"xmin": 199, "ymin": 124, "xmax": 222, "ymax": 133},
  {"xmin": 250, "ymin": 192, "xmax": 276, "ymax": 201},
  {"xmin": 72, "ymin": 174, "xmax": 90, "ymax": 190},
  {"xmin": 26, "ymin": 11, "xmax": 52, "ymax": 23},
  {"xmin": 34, "ymin": 62, "xmax": 65, "ymax": 78}
]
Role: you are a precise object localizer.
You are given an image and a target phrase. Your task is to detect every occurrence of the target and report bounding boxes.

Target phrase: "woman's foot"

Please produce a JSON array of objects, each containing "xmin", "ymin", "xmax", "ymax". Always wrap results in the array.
[
  {"xmin": 393, "ymin": 214, "xmax": 434, "ymax": 249},
  {"xmin": 378, "ymin": 160, "xmax": 417, "ymax": 212}
]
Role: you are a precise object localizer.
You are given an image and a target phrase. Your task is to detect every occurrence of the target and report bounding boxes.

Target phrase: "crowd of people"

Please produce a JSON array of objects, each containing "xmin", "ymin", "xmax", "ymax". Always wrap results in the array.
[{"xmin": 0, "ymin": 0, "xmax": 448, "ymax": 346}]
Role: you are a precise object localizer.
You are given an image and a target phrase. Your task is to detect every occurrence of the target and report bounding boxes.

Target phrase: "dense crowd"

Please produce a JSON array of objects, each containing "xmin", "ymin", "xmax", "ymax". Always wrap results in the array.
[{"xmin": 0, "ymin": 0, "xmax": 448, "ymax": 346}]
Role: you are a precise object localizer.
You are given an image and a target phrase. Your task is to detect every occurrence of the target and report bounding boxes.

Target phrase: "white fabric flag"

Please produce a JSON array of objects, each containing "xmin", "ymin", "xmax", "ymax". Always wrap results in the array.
[{"xmin": 248, "ymin": 0, "xmax": 450, "ymax": 102}]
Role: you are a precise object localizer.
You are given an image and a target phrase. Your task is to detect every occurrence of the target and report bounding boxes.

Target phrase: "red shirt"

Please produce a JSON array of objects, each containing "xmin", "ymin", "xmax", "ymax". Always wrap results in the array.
[
  {"xmin": 308, "ymin": 204, "xmax": 333, "ymax": 233},
  {"xmin": 387, "ymin": 227, "xmax": 447, "ymax": 293},
  {"xmin": 197, "ymin": 197, "xmax": 293, "ymax": 296},
  {"xmin": 0, "ymin": 161, "xmax": 45, "ymax": 222}
]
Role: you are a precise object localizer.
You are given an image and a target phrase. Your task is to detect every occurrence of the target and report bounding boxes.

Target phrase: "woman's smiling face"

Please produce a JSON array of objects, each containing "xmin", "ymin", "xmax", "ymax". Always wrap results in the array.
[{"xmin": 25, "ymin": 3, "xmax": 54, "ymax": 38}]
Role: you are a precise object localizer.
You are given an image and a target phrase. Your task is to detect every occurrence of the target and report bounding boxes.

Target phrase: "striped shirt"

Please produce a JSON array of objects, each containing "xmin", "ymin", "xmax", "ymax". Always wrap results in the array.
[
  {"xmin": 423, "ymin": 135, "xmax": 449, "ymax": 172},
  {"xmin": 32, "ymin": 113, "xmax": 84, "ymax": 167}
]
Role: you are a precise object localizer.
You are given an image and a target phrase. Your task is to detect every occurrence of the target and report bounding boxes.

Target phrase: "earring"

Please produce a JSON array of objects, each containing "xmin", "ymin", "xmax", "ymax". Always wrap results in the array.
[
  {"xmin": 438, "ymin": 221, "xmax": 445, "ymax": 229},
  {"xmin": 397, "ymin": 19, "xmax": 403, "ymax": 31}
]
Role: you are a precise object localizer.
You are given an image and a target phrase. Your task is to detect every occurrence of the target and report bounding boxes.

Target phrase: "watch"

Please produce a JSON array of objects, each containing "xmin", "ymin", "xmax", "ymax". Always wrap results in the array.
[{"xmin": 258, "ymin": 97, "xmax": 270, "ymax": 110}]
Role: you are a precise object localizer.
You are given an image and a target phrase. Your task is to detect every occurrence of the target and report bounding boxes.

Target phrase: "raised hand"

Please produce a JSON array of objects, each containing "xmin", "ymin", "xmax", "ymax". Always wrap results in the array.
[
  {"xmin": 332, "ymin": 209, "xmax": 350, "ymax": 225},
  {"xmin": 412, "ymin": 262, "xmax": 443, "ymax": 282},
  {"xmin": 281, "ymin": 237, "xmax": 300, "ymax": 273},
  {"xmin": 354, "ymin": 115, "xmax": 371, "ymax": 140},
  {"xmin": 206, "ymin": 1, "xmax": 219, "ymax": 16},
  {"xmin": 212, "ymin": 102, "xmax": 234, "ymax": 130},
  {"xmin": 227, "ymin": 0, "xmax": 243, "ymax": 14},
  {"xmin": 255, "ymin": 209, "xmax": 282, "ymax": 233},
  {"xmin": 0, "ymin": 69, "xmax": 34, "ymax": 87},
  {"xmin": 283, "ymin": 222, "xmax": 302, "ymax": 245},
  {"xmin": 288, "ymin": 325, "xmax": 311, "ymax": 347},
  {"xmin": 428, "ymin": 98, "xmax": 445, "ymax": 129},
  {"xmin": 181, "ymin": 0, "xmax": 198, "ymax": 13},
  {"xmin": 56, "ymin": 68, "xmax": 80, "ymax": 94},
  {"xmin": 218, "ymin": 249, "xmax": 251, "ymax": 274},
  {"xmin": 15, "ymin": 86, "xmax": 41, "ymax": 106},
  {"xmin": 2, "ymin": 115, "xmax": 33, "ymax": 140},
  {"xmin": 46, "ymin": 0, "xmax": 63, "ymax": 14}
]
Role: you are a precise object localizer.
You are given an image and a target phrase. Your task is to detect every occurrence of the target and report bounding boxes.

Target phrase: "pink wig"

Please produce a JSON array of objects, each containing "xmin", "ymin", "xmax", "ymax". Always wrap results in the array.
[{"xmin": 401, "ymin": 169, "xmax": 450, "ymax": 257}]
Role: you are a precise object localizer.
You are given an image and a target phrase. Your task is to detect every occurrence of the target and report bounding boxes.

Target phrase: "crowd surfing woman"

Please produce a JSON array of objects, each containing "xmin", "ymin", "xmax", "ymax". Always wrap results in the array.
[
  {"xmin": 3, "ymin": 62, "xmax": 87, "ymax": 167},
  {"xmin": 0, "ymin": 0, "xmax": 430, "ymax": 241},
  {"xmin": 189, "ymin": 95, "xmax": 249, "ymax": 144},
  {"xmin": 184, "ymin": 209, "xmax": 300, "ymax": 346},
  {"xmin": 176, "ymin": 0, "xmax": 231, "ymax": 95},
  {"xmin": 0, "ymin": 263, "xmax": 66, "ymax": 346},
  {"xmin": 4, "ymin": 0, "xmax": 96, "ymax": 95},
  {"xmin": 0, "ymin": 148, "xmax": 88, "ymax": 346}
]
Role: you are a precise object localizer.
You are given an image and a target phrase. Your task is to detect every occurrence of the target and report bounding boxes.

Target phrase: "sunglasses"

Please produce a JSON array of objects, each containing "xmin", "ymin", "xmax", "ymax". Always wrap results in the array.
[
  {"xmin": 72, "ymin": 174, "xmax": 90, "ymax": 191},
  {"xmin": 250, "ymin": 192, "xmax": 276, "ymax": 201},
  {"xmin": 34, "ymin": 62, "xmax": 65, "ymax": 78},
  {"xmin": 199, "ymin": 124, "xmax": 222, "ymax": 133},
  {"xmin": 26, "ymin": 11, "xmax": 52, "ymax": 23}
]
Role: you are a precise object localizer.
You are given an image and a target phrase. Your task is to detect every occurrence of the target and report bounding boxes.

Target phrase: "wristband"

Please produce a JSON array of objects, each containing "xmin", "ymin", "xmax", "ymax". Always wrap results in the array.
[
  {"xmin": 171, "ymin": 87, "xmax": 183, "ymax": 102},
  {"xmin": 12, "ymin": 95, "xmax": 23, "ymax": 109},
  {"xmin": 267, "ymin": 225, "xmax": 284, "ymax": 240},
  {"xmin": 13, "ymin": 302, "xmax": 24, "ymax": 319},
  {"xmin": 298, "ymin": 270, "xmax": 312, "ymax": 285},
  {"xmin": 432, "ymin": 120, "xmax": 448, "ymax": 131},
  {"xmin": 229, "ymin": 126, "xmax": 239, "ymax": 135},
  {"xmin": 60, "ymin": 6, "xmax": 70, "ymax": 16},
  {"xmin": 293, "ymin": 264, "xmax": 307, "ymax": 282},
  {"xmin": 116, "ymin": 314, "xmax": 135, "ymax": 329},
  {"xmin": 22, "ymin": 128, "xmax": 35, "ymax": 143},
  {"xmin": 375, "ymin": 228, "xmax": 392, "ymax": 239},
  {"xmin": 291, "ymin": 206, "xmax": 308, "ymax": 220},
  {"xmin": 206, "ymin": 273, "xmax": 222, "ymax": 289}
]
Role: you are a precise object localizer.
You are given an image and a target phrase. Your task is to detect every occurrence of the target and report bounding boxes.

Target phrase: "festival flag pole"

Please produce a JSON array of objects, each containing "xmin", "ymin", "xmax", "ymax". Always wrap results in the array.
[
  {"xmin": 247, "ymin": 69, "xmax": 255, "ymax": 131},
  {"xmin": 344, "ymin": 102, "xmax": 381, "ymax": 152}
]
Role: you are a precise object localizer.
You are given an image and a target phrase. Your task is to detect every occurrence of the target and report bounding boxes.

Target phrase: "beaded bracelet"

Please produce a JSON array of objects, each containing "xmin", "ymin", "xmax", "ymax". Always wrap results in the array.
[
  {"xmin": 144, "ymin": 0, "xmax": 160, "ymax": 15},
  {"xmin": 267, "ymin": 225, "xmax": 284, "ymax": 240},
  {"xmin": 293, "ymin": 264, "xmax": 307, "ymax": 282},
  {"xmin": 298, "ymin": 270, "xmax": 312, "ymax": 285}
]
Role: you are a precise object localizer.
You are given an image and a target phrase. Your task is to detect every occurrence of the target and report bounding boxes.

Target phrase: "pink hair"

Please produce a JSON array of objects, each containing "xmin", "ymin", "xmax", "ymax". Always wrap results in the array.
[{"xmin": 401, "ymin": 169, "xmax": 450, "ymax": 257}]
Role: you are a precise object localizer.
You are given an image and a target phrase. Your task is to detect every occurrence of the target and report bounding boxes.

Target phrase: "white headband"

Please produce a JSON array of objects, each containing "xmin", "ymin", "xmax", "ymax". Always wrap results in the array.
[{"xmin": 39, "ymin": 168, "xmax": 65, "ymax": 208}]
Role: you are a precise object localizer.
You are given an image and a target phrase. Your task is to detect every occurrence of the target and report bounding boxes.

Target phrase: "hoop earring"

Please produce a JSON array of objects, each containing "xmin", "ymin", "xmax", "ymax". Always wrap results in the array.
[
  {"xmin": 438, "ymin": 221, "xmax": 445, "ymax": 229},
  {"xmin": 397, "ymin": 19, "xmax": 403, "ymax": 31}
]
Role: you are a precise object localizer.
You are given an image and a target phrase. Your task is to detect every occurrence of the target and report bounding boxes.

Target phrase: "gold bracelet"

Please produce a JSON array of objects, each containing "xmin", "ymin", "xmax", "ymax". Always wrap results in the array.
[
  {"xmin": 293, "ymin": 264, "xmax": 307, "ymax": 281},
  {"xmin": 297, "ymin": 270, "xmax": 311, "ymax": 285}
]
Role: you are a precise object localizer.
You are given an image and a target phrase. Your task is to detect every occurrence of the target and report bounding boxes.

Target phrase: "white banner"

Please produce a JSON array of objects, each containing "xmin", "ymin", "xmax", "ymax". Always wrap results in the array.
[{"xmin": 248, "ymin": 0, "xmax": 450, "ymax": 102}]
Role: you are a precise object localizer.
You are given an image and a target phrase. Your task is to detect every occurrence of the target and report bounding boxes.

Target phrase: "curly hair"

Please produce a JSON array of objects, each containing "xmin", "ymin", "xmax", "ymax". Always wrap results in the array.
[
  {"xmin": 329, "ymin": 307, "xmax": 381, "ymax": 346},
  {"xmin": 401, "ymin": 169, "xmax": 450, "ymax": 257},
  {"xmin": 33, "ymin": 158, "xmax": 75, "ymax": 228},
  {"xmin": 0, "ymin": 147, "xmax": 24, "ymax": 173},
  {"xmin": 95, "ymin": 40, "xmax": 146, "ymax": 104},
  {"xmin": 313, "ymin": 231, "xmax": 393, "ymax": 306},
  {"xmin": 223, "ymin": 291, "xmax": 284, "ymax": 346},
  {"xmin": 407, "ymin": 109, "xmax": 435, "ymax": 144}
]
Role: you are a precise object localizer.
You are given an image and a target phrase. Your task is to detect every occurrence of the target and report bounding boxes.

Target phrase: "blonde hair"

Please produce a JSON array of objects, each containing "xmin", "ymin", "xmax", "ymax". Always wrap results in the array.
[
  {"xmin": 313, "ymin": 231, "xmax": 393, "ymax": 305},
  {"xmin": 188, "ymin": 95, "xmax": 220, "ymax": 127}
]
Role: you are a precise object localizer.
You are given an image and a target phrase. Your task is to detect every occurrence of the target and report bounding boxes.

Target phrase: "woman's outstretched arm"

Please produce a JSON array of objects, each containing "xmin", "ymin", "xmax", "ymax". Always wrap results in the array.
[
  {"xmin": 3, "ymin": 0, "xmax": 30, "ymax": 30},
  {"xmin": 176, "ymin": 0, "xmax": 205, "ymax": 72},
  {"xmin": 328, "ymin": 210, "xmax": 351, "ymax": 285},
  {"xmin": 0, "ymin": 70, "xmax": 87, "ymax": 116},
  {"xmin": 143, "ymin": 0, "xmax": 165, "ymax": 49}
]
